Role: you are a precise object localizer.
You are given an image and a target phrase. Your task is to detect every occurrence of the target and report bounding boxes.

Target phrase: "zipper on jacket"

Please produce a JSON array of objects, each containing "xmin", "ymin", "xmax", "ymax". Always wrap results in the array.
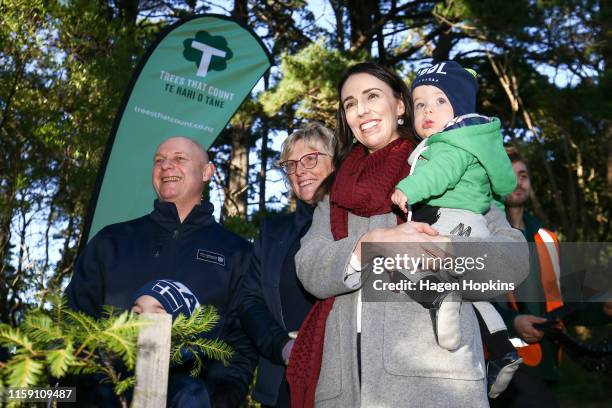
[{"xmin": 172, "ymin": 229, "xmax": 179, "ymax": 239}]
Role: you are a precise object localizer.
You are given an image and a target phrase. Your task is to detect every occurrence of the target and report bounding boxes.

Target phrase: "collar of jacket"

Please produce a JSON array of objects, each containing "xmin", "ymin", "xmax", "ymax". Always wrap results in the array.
[
  {"xmin": 523, "ymin": 212, "xmax": 544, "ymax": 241},
  {"xmin": 150, "ymin": 199, "xmax": 215, "ymax": 232},
  {"xmin": 295, "ymin": 199, "xmax": 315, "ymax": 228}
]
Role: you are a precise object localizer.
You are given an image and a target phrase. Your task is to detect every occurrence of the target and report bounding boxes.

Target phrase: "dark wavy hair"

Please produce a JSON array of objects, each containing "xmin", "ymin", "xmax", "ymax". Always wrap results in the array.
[{"xmin": 314, "ymin": 62, "xmax": 416, "ymax": 202}]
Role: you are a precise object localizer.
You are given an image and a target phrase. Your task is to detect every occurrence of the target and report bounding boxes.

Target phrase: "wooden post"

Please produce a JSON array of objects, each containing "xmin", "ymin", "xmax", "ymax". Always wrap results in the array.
[{"xmin": 132, "ymin": 313, "xmax": 172, "ymax": 408}]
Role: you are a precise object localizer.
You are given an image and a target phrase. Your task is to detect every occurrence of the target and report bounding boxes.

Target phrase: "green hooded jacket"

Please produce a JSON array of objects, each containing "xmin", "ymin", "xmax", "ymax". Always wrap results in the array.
[{"xmin": 396, "ymin": 117, "xmax": 516, "ymax": 213}]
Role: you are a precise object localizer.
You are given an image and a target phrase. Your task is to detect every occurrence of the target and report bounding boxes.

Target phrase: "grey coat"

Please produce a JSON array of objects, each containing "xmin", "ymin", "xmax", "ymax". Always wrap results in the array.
[{"xmin": 295, "ymin": 198, "xmax": 529, "ymax": 408}]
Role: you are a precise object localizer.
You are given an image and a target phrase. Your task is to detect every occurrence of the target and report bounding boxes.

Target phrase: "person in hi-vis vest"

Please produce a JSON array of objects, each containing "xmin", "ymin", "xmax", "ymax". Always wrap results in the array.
[{"xmin": 491, "ymin": 147, "xmax": 612, "ymax": 408}]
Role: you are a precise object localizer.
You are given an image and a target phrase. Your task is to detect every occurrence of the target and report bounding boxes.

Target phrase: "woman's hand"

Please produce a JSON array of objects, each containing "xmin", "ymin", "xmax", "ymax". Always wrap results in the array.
[
  {"xmin": 371, "ymin": 221, "xmax": 440, "ymax": 242},
  {"xmin": 353, "ymin": 221, "xmax": 450, "ymax": 265}
]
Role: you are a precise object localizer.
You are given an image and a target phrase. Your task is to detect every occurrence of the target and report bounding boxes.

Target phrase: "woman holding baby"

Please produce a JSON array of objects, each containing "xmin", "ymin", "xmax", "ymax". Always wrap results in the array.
[{"xmin": 285, "ymin": 62, "xmax": 529, "ymax": 408}]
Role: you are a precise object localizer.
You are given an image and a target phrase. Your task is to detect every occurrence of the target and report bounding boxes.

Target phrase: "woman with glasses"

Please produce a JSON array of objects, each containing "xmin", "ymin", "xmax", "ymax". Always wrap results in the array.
[
  {"xmin": 287, "ymin": 62, "xmax": 529, "ymax": 407},
  {"xmin": 239, "ymin": 122, "xmax": 335, "ymax": 407}
]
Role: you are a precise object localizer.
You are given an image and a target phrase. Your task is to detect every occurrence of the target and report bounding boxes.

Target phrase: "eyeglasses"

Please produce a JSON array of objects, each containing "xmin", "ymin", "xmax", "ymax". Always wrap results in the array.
[{"xmin": 278, "ymin": 152, "xmax": 329, "ymax": 175}]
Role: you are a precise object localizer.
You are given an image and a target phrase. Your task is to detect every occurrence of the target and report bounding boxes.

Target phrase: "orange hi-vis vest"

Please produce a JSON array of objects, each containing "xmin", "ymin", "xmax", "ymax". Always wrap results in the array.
[{"xmin": 508, "ymin": 227, "xmax": 563, "ymax": 366}]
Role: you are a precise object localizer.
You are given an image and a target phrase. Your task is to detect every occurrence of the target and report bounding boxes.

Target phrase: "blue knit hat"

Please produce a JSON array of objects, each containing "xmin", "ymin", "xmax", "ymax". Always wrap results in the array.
[
  {"xmin": 411, "ymin": 61, "xmax": 478, "ymax": 117},
  {"xmin": 131, "ymin": 279, "xmax": 200, "ymax": 320}
]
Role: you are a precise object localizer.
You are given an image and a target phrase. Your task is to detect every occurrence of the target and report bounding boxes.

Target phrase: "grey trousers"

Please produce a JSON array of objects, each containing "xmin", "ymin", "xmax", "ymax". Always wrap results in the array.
[{"xmin": 402, "ymin": 207, "xmax": 507, "ymax": 334}]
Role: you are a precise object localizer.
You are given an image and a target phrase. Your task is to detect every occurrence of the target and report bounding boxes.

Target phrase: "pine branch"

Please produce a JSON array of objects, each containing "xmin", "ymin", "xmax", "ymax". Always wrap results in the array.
[
  {"xmin": 46, "ymin": 339, "xmax": 74, "ymax": 377},
  {"xmin": 0, "ymin": 326, "xmax": 35, "ymax": 354},
  {"xmin": 22, "ymin": 312, "xmax": 62, "ymax": 344},
  {"xmin": 171, "ymin": 338, "xmax": 233, "ymax": 366},
  {"xmin": 171, "ymin": 305, "xmax": 220, "ymax": 338},
  {"xmin": 62, "ymin": 308, "xmax": 98, "ymax": 335},
  {"xmin": 6, "ymin": 355, "xmax": 44, "ymax": 388},
  {"xmin": 189, "ymin": 353, "xmax": 204, "ymax": 377}
]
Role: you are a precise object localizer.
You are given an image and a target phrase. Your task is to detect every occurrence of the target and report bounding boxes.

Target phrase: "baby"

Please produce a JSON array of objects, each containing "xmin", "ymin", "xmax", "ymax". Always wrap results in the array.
[{"xmin": 391, "ymin": 61, "xmax": 521, "ymax": 398}]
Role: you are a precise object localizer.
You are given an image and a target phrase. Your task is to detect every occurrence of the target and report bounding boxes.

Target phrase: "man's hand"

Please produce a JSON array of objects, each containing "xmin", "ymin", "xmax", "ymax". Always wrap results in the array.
[
  {"xmin": 603, "ymin": 301, "xmax": 612, "ymax": 317},
  {"xmin": 514, "ymin": 315, "xmax": 547, "ymax": 343},
  {"xmin": 391, "ymin": 189, "xmax": 409, "ymax": 214}
]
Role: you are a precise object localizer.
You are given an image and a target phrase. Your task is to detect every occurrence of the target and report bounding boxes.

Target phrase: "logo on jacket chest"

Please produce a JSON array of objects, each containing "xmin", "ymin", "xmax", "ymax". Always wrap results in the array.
[{"xmin": 196, "ymin": 249, "xmax": 225, "ymax": 267}]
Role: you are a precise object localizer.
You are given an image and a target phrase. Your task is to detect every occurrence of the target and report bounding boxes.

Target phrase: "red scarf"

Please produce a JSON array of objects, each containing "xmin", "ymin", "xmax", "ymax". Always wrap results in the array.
[{"xmin": 286, "ymin": 138, "xmax": 413, "ymax": 407}]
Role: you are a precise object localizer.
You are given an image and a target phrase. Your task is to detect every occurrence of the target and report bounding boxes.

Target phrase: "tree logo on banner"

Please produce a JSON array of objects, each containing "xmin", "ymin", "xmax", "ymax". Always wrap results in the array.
[{"xmin": 183, "ymin": 31, "xmax": 234, "ymax": 77}]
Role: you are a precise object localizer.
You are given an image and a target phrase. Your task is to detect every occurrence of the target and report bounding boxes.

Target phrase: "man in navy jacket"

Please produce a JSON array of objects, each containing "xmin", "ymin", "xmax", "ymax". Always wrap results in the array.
[{"xmin": 65, "ymin": 136, "xmax": 256, "ymax": 408}]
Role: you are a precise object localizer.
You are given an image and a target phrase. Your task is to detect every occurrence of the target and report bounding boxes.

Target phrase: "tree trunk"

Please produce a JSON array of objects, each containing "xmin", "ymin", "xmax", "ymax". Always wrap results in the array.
[
  {"xmin": 330, "ymin": 0, "xmax": 346, "ymax": 51},
  {"xmin": 373, "ymin": 4, "xmax": 386, "ymax": 63},
  {"xmin": 232, "ymin": 0, "xmax": 248, "ymax": 22},
  {"xmin": 54, "ymin": 212, "xmax": 78, "ymax": 289},
  {"xmin": 431, "ymin": 22, "xmax": 453, "ymax": 63},
  {"xmin": 601, "ymin": 0, "xmax": 612, "ymax": 189},
  {"xmin": 259, "ymin": 120, "xmax": 269, "ymax": 214},
  {"xmin": 220, "ymin": 0, "xmax": 251, "ymax": 220},
  {"xmin": 347, "ymin": 0, "xmax": 378, "ymax": 54},
  {"xmin": 222, "ymin": 127, "xmax": 250, "ymax": 219},
  {"xmin": 258, "ymin": 73, "xmax": 270, "ymax": 214},
  {"xmin": 561, "ymin": 134, "xmax": 578, "ymax": 241},
  {"xmin": 608, "ymin": 131, "xmax": 612, "ymax": 189}
]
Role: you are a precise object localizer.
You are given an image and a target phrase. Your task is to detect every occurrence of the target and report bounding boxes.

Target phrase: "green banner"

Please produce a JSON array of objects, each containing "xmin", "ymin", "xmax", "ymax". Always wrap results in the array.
[{"xmin": 82, "ymin": 15, "xmax": 272, "ymax": 243}]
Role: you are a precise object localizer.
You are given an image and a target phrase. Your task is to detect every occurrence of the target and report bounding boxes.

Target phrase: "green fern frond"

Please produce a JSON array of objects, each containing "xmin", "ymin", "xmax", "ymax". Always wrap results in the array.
[
  {"xmin": 70, "ymin": 359, "xmax": 105, "ymax": 376},
  {"xmin": 0, "ymin": 326, "xmax": 34, "ymax": 354},
  {"xmin": 6, "ymin": 355, "xmax": 44, "ymax": 388},
  {"xmin": 97, "ymin": 322, "xmax": 137, "ymax": 367},
  {"xmin": 172, "ymin": 306, "xmax": 220, "ymax": 338},
  {"xmin": 63, "ymin": 308, "xmax": 99, "ymax": 335},
  {"xmin": 113, "ymin": 376, "xmax": 135, "ymax": 396},
  {"xmin": 171, "ymin": 312, "xmax": 187, "ymax": 330},
  {"xmin": 189, "ymin": 354, "xmax": 204, "ymax": 377},
  {"xmin": 181, "ymin": 338, "xmax": 233, "ymax": 364},
  {"xmin": 6, "ymin": 400, "xmax": 22, "ymax": 408},
  {"xmin": 100, "ymin": 305, "xmax": 123, "ymax": 320},
  {"xmin": 190, "ymin": 305, "xmax": 221, "ymax": 332},
  {"xmin": 46, "ymin": 339, "xmax": 75, "ymax": 377},
  {"xmin": 98, "ymin": 331, "xmax": 137, "ymax": 370},
  {"xmin": 49, "ymin": 295, "xmax": 67, "ymax": 325},
  {"xmin": 170, "ymin": 345, "xmax": 184, "ymax": 365},
  {"xmin": 98, "ymin": 311, "xmax": 150, "ymax": 370},
  {"xmin": 22, "ymin": 312, "xmax": 62, "ymax": 344},
  {"xmin": 104, "ymin": 311, "xmax": 150, "ymax": 333}
]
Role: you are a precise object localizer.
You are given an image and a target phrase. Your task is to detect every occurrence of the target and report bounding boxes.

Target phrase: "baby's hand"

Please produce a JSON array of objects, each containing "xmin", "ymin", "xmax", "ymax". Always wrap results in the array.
[{"xmin": 391, "ymin": 189, "xmax": 409, "ymax": 213}]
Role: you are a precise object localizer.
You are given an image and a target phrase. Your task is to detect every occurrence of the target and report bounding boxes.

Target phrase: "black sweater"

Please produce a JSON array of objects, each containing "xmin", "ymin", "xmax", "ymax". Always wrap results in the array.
[
  {"xmin": 65, "ymin": 199, "xmax": 256, "ymax": 399},
  {"xmin": 239, "ymin": 200, "xmax": 315, "ymax": 406}
]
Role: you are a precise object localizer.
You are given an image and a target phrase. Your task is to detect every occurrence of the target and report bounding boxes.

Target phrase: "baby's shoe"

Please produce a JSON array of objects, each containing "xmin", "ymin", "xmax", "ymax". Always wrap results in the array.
[
  {"xmin": 430, "ymin": 291, "xmax": 462, "ymax": 350},
  {"xmin": 487, "ymin": 351, "xmax": 523, "ymax": 398}
]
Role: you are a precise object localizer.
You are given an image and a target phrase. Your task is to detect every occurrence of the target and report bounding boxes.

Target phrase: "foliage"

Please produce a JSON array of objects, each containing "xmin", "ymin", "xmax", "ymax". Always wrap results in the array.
[
  {"xmin": 222, "ymin": 215, "xmax": 261, "ymax": 241},
  {"xmin": 1, "ymin": 3, "xmax": 610, "ymax": 405},
  {"xmin": 0, "ymin": 296, "xmax": 230, "ymax": 406},
  {"xmin": 261, "ymin": 41, "xmax": 364, "ymax": 128},
  {"xmin": 170, "ymin": 305, "xmax": 232, "ymax": 377},
  {"xmin": 222, "ymin": 206, "xmax": 289, "ymax": 241}
]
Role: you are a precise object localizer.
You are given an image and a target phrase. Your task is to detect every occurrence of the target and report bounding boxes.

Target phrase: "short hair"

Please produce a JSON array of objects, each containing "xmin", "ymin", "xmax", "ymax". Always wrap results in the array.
[
  {"xmin": 278, "ymin": 122, "xmax": 336, "ymax": 164},
  {"xmin": 506, "ymin": 146, "xmax": 526, "ymax": 165},
  {"xmin": 278, "ymin": 122, "xmax": 336, "ymax": 204}
]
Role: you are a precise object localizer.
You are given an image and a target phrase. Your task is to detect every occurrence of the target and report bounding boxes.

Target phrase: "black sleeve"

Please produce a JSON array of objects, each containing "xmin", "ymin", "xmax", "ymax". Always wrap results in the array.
[
  {"xmin": 64, "ymin": 234, "xmax": 106, "ymax": 318},
  {"xmin": 210, "ymin": 242, "xmax": 258, "ymax": 404},
  {"xmin": 239, "ymin": 225, "xmax": 291, "ymax": 365},
  {"xmin": 565, "ymin": 302, "xmax": 612, "ymax": 326}
]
